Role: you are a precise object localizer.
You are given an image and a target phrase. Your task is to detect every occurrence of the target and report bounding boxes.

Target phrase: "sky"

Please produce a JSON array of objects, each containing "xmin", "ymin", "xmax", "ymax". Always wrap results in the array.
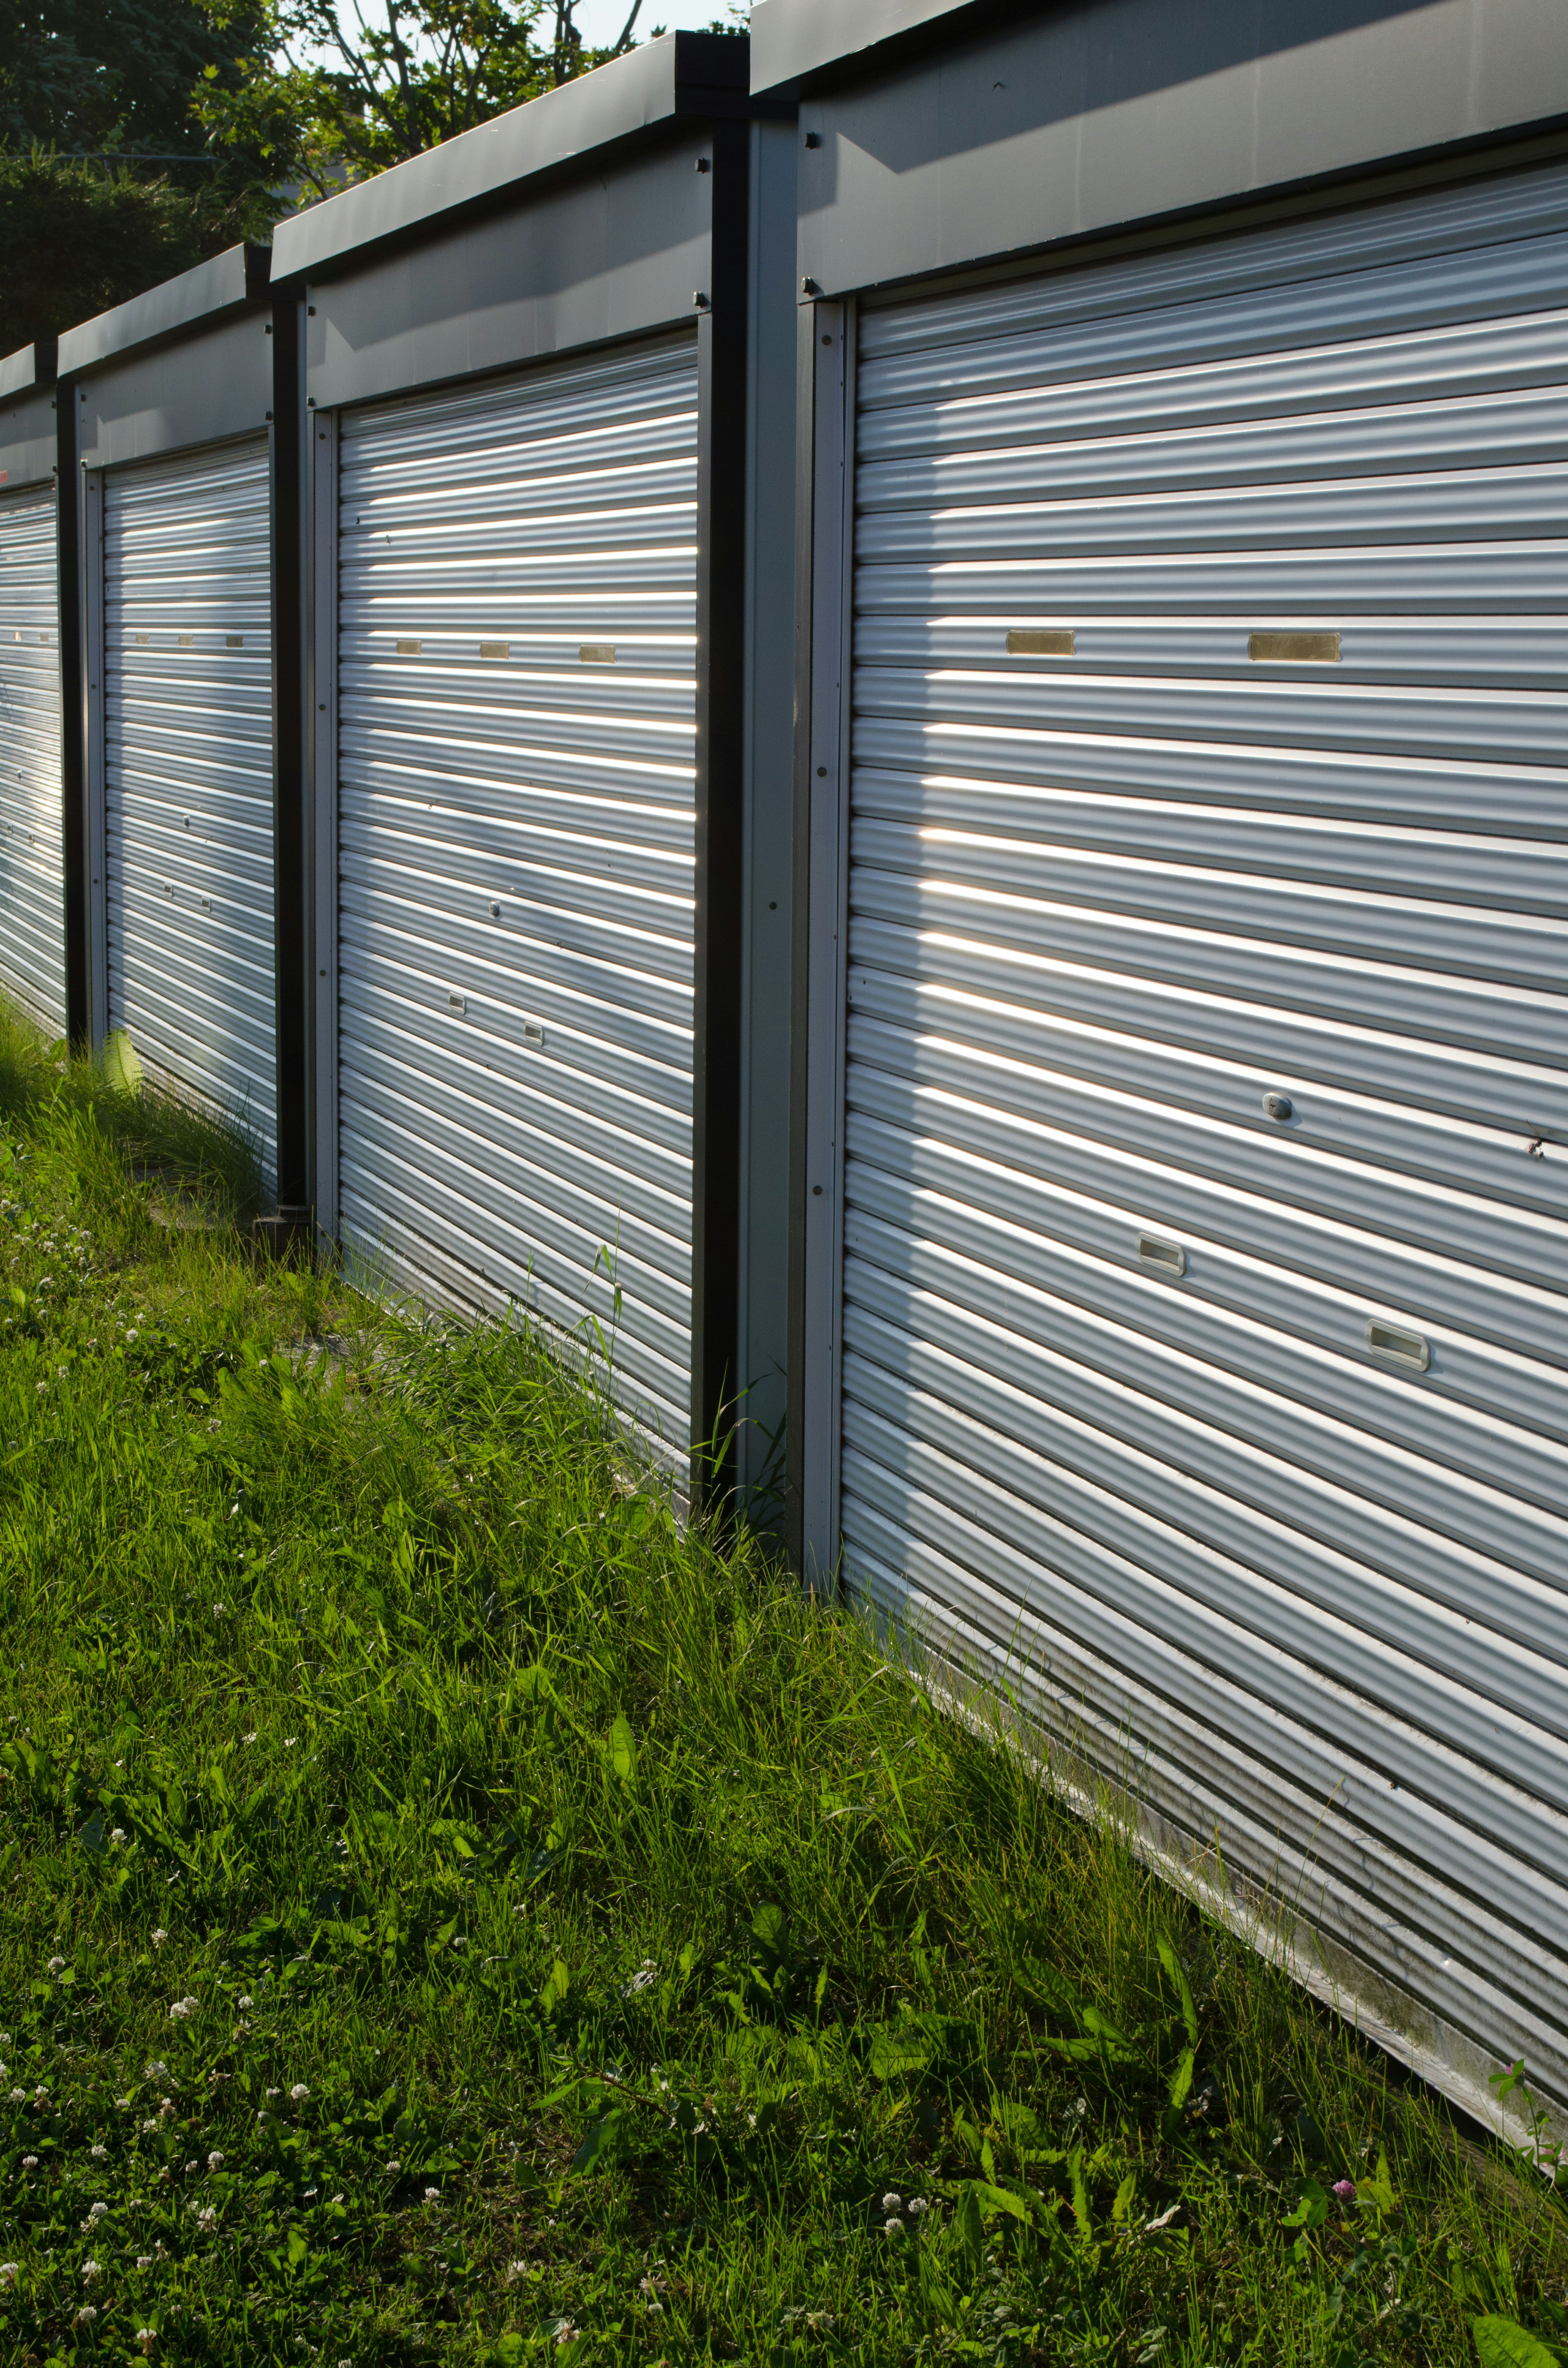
[{"xmin": 570, "ymin": 0, "xmax": 739, "ymax": 37}]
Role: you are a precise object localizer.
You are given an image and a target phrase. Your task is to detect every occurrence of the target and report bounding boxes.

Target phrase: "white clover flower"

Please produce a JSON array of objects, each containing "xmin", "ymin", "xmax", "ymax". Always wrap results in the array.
[
  {"xmin": 908, "ymin": 2196, "xmax": 930, "ymax": 2217},
  {"xmin": 137, "ymin": 2333, "xmax": 156, "ymax": 2355},
  {"xmin": 31, "ymin": 2087, "xmax": 47, "ymax": 2104},
  {"xmin": 136, "ymin": 2257, "xmax": 153, "ymax": 2271},
  {"xmin": 882, "ymin": 2192, "xmax": 902, "ymax": 2212},
  {"xmin": 88, "ymin": 2201, "xmax": 109, "ymax": 2221},
  {"xmin": 506, "ymin": 2260, "xmax": 527, "ymax": 2285},
  {"xmin": 7, "ymin": 2089, "xmax": 25, "ymax": 2105},
  {"xmin": 265, "ymin": 2087, "xmax": 280, "ymax": 2100},
  {"xmin": 47, "ymin": 1955, "xmax": 65, "ymax": 1973},
  {"xmin": 284, "ymin": 1737, "xmax": 297, "ymax": 1748},
  {"xmin": 195, "ymin": 2206, "xmax": 216, "ymax": 2232},
  {"xmin": 553, "ymin": 2325, "xmax": 578, "ymax": 2349},
  {"xmin": 20, "ymin": 2155, "xmax": 36, "ymax": 2170},
  {"xmin": 110, "ymin": 1829, "xmax": 127, "ymax": 1846},
  {"xmin": 81, "ymin": 2258, "xmax": 102, "ymax": 2281},
  {"xmin": 385, "ymin": 2159, "xmax": 401, "ymax": 2174},
  {"xmin": 167, "ymin": 2000, "xmax": 196, "ymax": 2022},
  {"xmin": 150, "ymin": 1931, "xmax": 167, "ymax": 1949},
  {"xmin": 236, "ymin": 1996, "xmax": 253, "ymax": 2010},
  {"xmin": 241, "ymin": 1733, "xmax": 257, "ymax": 1746},
  {"xmin": 74, "ymin": 2305, "xmax": 99, "ymax": 2328},
  {"xmin": 288, "ymin": 2083, "xmax": 309, "ymax": 2102},
  {"xmin": 330, "ymin": 2192, "xmax": 344, "ymax": 2205},
  {"xmin": 158, "ymin": 2100, "xmax": 175, "ymax": 2119},
  {"xmin": 116, "ymin": 2098, "xmax": 131, "ymax": 2109},
  {"xmin": 883, "ymin": 2217, "xmax": 905, "ymax": 2236},
  {"xmin": 142, "ymin": 2119, "xmax": 159, "ymax": 2134},
  {"xmin": 184, "ymin": 2160, "xmax": 198, "ymax": 2174},
  {"xmin": 145, "ymin": 2061, "xmax": 169, "ymax": 2078},
  {"xmin": 207, "ymin": 2151, "xmax": 223, "ymax": 2172},
  {"xmin": 0, "ymin": 2265, "xmax": 14, "ymax": 2290},
  {"xmin": 423, "ymin": 2187, "xmax": 441, "ymax": 2205},
  {"xmin": 91, "ymin": 2147, "xmax": 108, "ymax": 2164}
]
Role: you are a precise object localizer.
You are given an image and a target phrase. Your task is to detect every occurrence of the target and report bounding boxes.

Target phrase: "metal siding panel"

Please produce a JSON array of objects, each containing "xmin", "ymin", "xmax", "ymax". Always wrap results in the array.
[
  {"xmin": 840, "ymin": 164, "xmax": 1568, "ymax": 2115},
  {"xmin": 103, "ymin": 438, "xmax": 277, "ymax": 1172},
  {"xmin": 336, "ymin": 334, "xmax": 699, "ymax": 1470},
  {"xmin": 0, "ymin": 487, "xmax": 65, "ymax": 1035}
]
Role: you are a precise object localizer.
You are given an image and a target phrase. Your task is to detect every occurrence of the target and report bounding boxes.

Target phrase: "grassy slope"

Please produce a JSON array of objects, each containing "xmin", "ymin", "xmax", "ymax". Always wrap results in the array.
[{"xmin": 0, "ymin": 1011, "xmax": 1562, "ymax": 2366}]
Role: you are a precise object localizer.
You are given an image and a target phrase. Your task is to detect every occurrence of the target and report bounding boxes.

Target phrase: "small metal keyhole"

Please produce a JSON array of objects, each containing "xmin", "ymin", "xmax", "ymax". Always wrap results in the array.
[{"xmin": 1263, "ymin": 1092, "xmax": 1294, "ymax": 1122}]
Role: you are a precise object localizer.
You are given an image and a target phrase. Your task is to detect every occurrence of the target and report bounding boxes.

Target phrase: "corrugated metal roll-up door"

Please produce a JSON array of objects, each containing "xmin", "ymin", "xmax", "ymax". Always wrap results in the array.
[
  {"xmin": 335, "ymin": 333, "xmax": 699, "ymax": 1466},
  {"xmin": 840, "ymin": 158, "xmax": 1568, "ymax": 2113},
  {"xmin": 103, "ymin": 437, "xmax": 276, "ymax": 1171},
  {"xmin": 0, "ymin": 488, "xmax": 65, "ymax": 1035}
]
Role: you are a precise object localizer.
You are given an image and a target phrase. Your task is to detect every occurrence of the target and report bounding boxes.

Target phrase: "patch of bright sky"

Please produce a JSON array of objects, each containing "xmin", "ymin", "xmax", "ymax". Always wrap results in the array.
[{"xmin": 293, "ymin": 0, "xmax": 742, "ymax": 72}]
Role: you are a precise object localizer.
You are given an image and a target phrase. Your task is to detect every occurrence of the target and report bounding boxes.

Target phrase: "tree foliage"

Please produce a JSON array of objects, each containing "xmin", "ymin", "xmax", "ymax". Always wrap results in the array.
[
  {"xmin": 0, "ymin": 149, "xmax": 267, "ymax": 352},
  {"xmin": 197, "ymin": 0, "xmax": 654, "ymax": 200}
]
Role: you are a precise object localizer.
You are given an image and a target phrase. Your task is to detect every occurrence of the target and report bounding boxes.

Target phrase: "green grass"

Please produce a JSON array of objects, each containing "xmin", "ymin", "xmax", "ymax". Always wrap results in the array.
[{"xmin": 0, "ymin": 1000, "xmax": 1563, "ymax": 2367}]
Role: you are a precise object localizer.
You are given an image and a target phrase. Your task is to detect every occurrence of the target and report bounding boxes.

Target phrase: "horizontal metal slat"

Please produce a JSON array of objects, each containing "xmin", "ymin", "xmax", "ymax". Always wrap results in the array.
[
  {"xmin": 859, "ymin": 540, "xmax": 1568, "ymax": 616},
  {"xmin": 855, "ymin": 610, "xmax": 1568, "ymax": 691},
  {"xmin": 847, "ymin": 921, "xmax": 1568, "ymax": 1140},
  {"xmin": 849, "ymin": 873, "xmax": 1568, "ymax": 1062},
  {"xmin": 842, "ymin": 1380, "xmax": 1568, "ymax": 1803},
  {"xmin": 842, "ymin": 1279, "xmax": 1568, "ymax": 1674},
  {"xmin": 859, "ymin": 313, "xmax": 1568, "ymax": 464},
  {"xmin": 846, "ymin": 969, "xmax": 1567, "ymax": 1213},
  {"xmin": 848, "ymin": 1011, "xmax": 1568, "ymax": 1285},
  {"xmin": 856, "ymin": 667, "xmax": 1568, "ymax": 767},
  {"xmin": 842, "ymin": 1180, "xmax": 1568, "ymax": 1534}
]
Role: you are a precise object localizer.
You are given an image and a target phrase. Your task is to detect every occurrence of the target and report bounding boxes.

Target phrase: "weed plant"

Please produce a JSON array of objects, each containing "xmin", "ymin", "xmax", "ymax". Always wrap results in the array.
[{"xmin": 0, "ymin": 1002, "xmax": 1562, "ymax": 2365}]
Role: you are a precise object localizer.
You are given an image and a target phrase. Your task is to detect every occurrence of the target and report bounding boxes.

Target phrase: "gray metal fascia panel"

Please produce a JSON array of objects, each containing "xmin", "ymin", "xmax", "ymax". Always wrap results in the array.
[
  {"xmin": 749, "ymin": 0, "xmax": 1009, "ymax": 96},
  {"xmin": 0, "ymin": 385, "xmax": 60, "ymax": 491},
  {"xmin": 793, "ymin": 0, "xmax": 1568, "ymax": 299},
  {"xmin": 272, "ymin": 32, "xmax": 752, "ymax": 285},
  {"xmin": 58, "ymin": 247, "xmax": 270, "ymax": 379},
  {"xmin": 0, "ymin": 342, "xmax": 57, "ymax": 401},
  {"xmin": 301, "ymin": 140, "xmax": 713, "ymax": 412},
  {"xmin": 75, "ymin": 312, "xmax": 273, "ymax": 470}
]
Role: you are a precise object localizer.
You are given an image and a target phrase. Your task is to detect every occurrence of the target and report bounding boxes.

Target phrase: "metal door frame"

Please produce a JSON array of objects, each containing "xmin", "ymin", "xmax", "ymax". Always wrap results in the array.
[
  {"xmin": 78, "ymin": 463, "xmax": 107, "ymax": 1052},
  {"xmin": 787, "ymin": 294, "xmax": 856, "ymax": 1584},
  {"xmin": 307, "ymin": 404, "xmax": 339, "ymax": 1236}
]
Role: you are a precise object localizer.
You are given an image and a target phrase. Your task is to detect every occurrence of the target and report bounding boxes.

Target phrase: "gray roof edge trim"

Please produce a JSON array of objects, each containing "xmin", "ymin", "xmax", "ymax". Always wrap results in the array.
[
  {"xmin": 56, "ymin": 245, "xmax": 272, "ymax": 378},
  {"xmin": 0, "ymin": 339, "xmax": 58, "ymax": 399},
  {"xmin": 272, "ymin": 30, "xmax": 765, "ymax": 286},
  {"xmin": 748, "ymin": 0, "xmax": 1017, "ymax": 96}
]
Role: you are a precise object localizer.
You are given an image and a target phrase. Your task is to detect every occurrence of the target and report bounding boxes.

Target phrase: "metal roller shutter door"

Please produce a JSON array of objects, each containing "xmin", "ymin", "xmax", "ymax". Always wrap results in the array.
[
  {"xmin": 104, "ymin": 439, "xmax": 276, "ymax": 1171},
  {"xmin": 0, "ymin": 488, "xmax": 65, "ymax": 1035},
  {"xmin": 335, "ymin": 333, "xmax": 698, "ymax": 1466},
  {"xmin": 841, "ymin": 158, "xmax": 1568, "ymax": 2116}
]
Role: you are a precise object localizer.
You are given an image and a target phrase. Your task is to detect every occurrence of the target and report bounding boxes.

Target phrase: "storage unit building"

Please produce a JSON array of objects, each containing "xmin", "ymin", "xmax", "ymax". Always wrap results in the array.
[
  {"xmin": 60, "ymin": 249, "xmax": 300, "ymax": 1198},
  {"xmin": 0, "ymin": 343, "xmax": 68, "ymax": 1037},
  {"xmin": 272, "ymin": 33, "xmax": 796, "ymax": 1492},
  {"xmin": 763, "ymin": 0, "xmax": 1568, "ymax": 2130}
]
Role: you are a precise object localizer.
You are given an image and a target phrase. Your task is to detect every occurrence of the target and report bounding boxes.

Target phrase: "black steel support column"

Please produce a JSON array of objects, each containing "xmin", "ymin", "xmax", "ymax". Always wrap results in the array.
[
  {"xmin": 263, "ymin": 289, "xmax": 311, "ymax": 1245},
  {"xmin": 57, "ymin": 382, "xmax": 88, "ymax": 1051},
  {"xmin": 689, "ymin": 115, "xmax": 752, "ymax": 1517}
]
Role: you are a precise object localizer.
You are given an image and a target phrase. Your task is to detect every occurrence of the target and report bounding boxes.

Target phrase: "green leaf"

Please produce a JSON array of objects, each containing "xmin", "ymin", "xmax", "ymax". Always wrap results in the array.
[
  {"xmin": 963, "ymin": 2178, "xmax": 1034, "ymax": 2226},
  {"xmin": 866, "ymin": 2022, "xmax": 933, "ymax": 2081},
  {"xmin": 1472, "ymin": 2317, "xmax": 1563, "ymax": 2368},
  {"xmin": 607, "ymin": 1714, "xmax": 637, "ymax": 1784},
  {"xmin": 1478, "ymin": 2321, "xmax": 1563, "ymax": 2358},
  {"xmin": 1166, "ymin": 2044, "xmax": 1196, "ymax": 2112},
  {"xmin": 1156, "ymin": 1935, "xmax": 1200, "ymax": 2047},
  {"xmin": 76, "ymin": 1804, "xmax": 106, "ymax": 1858},
  {"xmin": 956, "ymin": 2183, "xmax": 984, "ymax": 2272},
  {"xmin": 1282, "ymin": 2178, "xmax": 1329, "ymax": 2232},
  {"xmin": 102, "ymin": 1028, "xmax": 142, "ymax": 1094},
  {"xmin": 570, "ymin": 2107, "xmax": 630, "ymax": 2174}
]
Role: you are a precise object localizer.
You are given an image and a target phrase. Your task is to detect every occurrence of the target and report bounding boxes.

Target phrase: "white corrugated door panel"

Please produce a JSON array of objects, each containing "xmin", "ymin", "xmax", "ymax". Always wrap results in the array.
[
  {"xmin": 103, "ymin": 438, "xmax": 276, "ymax": 1171},
  {"xmin": 336, "ymin": 333, "xmax": 698, "ymax": 1466},
  {"xmin": 0, "ymin": 487, "xmax": 65, "ymax": 1035},
  {"xmin": 842, "ymin": 157, "xmax": 1568, "ymax": 2116}
]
